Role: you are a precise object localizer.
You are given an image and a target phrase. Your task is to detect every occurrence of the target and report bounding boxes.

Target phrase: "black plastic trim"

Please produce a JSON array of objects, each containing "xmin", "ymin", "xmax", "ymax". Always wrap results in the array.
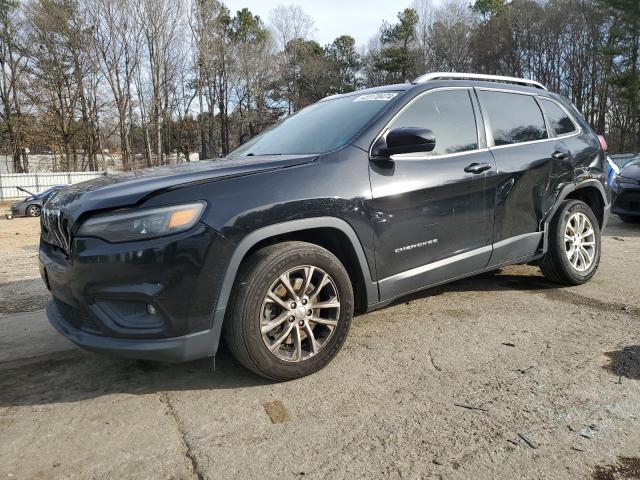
[
  {"xmin": 541, "ymin": 179, "xmax": 610, "ymax": 254},
  {"xmin": 47, "ymin": 300, "xmax": 217, "ymax": 362},
  {"xmin": 214, "ymin": 217, "xmax": 378, "ymax": 315}
]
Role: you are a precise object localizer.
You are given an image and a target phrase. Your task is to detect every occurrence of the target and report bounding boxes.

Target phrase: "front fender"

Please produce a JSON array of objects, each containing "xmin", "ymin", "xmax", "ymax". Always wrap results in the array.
[{"xmin": 207, "ymin": 216, "xmax": 379, "ymax": 354}]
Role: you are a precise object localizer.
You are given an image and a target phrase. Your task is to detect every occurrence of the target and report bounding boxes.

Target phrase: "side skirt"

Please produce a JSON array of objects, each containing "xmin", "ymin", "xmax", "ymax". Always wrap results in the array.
[
  {"xmin": 371, "ymin": 231, "xmax": 543, "ymax": 312},
  {"xmin": 487, "ymin": 232, "xmax": 542, "ymax": 267},
  {"xmin": 366, "ymin": 252, "xmax": 540, "ymax": 313},
  {"xmin": 377, "ymin": 245, "xmax": 492, "ymax": 301}
]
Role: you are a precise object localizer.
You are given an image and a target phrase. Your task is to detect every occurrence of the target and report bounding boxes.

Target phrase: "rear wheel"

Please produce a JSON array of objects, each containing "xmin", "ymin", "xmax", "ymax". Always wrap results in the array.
[
  {"xmin": 540, "ymin": 200, "xmax": 601, "ymax": 285},
  {"xmin": 619, "ymin": 214, "xmax": 638, "ymax": 223},
  {"xmin": 223, "ymin": 241, "xmax": 354, "ymax": 381},
  {"xmin": 27, "ymin": 204, "xmax": 41, "ymax": 217}
]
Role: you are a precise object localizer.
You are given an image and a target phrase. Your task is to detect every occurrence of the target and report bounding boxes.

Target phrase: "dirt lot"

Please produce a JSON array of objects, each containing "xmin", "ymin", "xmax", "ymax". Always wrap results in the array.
[
  {"xmin": 0, "ymin": 205, "xmax": 50, "ymax": 316},
  {"xmin": 0, "ymin": 207, "xmax": 639, "ymax": 479}
]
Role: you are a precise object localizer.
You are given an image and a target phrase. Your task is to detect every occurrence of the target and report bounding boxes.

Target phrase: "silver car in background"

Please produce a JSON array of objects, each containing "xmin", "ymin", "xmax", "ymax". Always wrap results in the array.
[{"xmin": 8, "ymin": 185, "xmax": 66, "ymax": 219}]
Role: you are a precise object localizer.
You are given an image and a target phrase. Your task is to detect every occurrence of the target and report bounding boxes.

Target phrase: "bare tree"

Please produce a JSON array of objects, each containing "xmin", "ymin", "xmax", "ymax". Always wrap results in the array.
[
  {"xmin": 89, "ymin": 0, "xmax": 142, "ymax": 170},
  {"xmin": 269, "ymin": 4, "xmax": 315, "ymax": 113},
  {"xmin": 139, "ymin": 0, "xmax": 184, "ymax": 165},
  {"xmin": 268, "ymin": 4, "xmax": 315, "ymax": 51},
  {"xmin": 0, "ymin": 0, "xmax": 635, "ymax": 173},
  {"xmin": 429, "ymin": 0, "xmax": 474, "ymax": 72},
  {"xmin": 190, "ymin": 0, "xmax": 229, "ymax": 157},
  {"xmin": 231, "ymin": 8, "xmax": 278, "ymax": 143},
  {"xmin": 24, "ymin": 0, "xmax": 88, "ymax": 170},
  {"xmin": 412, "ymin": 0, "xmax": 436, "ymax": 69},
  {"xmin": 0, "ymin": 0, "xmax": 29, "ymax": 172}
]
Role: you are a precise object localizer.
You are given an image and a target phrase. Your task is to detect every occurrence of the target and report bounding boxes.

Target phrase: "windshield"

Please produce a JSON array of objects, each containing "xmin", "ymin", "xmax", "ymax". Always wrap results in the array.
[{"xmin": 229, "ymin": 92, "xmax": 400, "ymax": 157}]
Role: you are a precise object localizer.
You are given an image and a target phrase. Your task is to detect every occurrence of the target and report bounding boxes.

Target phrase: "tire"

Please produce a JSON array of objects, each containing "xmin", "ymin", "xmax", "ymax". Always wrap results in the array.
[
  {"xmin": 540, "ymin": 200, "xmax": 601, "ymax": 285},
  {"xmin": 27, "ymin": 204, "xmax": 41, "ymax": 217},
  {"xmin": 619, "ymin": 215, "xmax": 638, "ymax": 223},
  {"xmin": 223, "ymin": 241, "xmax": 354, "ymax": 381}
]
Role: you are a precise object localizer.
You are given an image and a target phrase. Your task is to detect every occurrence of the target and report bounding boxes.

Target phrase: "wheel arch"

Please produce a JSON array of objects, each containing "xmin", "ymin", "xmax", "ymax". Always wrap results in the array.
[
  {"xmin": 541, "ymin": 180, "xmax": 609, "ymax": 254},
  {"xmin": 211, "ymin": 217, "xmax": 379, "ymax": 341},
  {"xmin": 563, "ymin": 185, "xmax": 606, "ymax": 228}
]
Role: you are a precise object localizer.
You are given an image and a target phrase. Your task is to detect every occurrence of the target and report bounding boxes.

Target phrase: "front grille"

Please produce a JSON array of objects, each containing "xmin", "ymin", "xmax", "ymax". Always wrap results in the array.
[
  {"xmin": 54, "ymin": 298, "xmax": 102, "ymax": 334},
  {"xmin": 41, "ymin": 208, "xmax": 72, "ymax": 253}
]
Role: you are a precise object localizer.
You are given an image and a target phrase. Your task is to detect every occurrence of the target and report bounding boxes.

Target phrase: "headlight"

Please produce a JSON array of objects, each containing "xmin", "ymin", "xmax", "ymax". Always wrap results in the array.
[{"xmin": 77, "ymin": 202, "xmax": 206, "ymax": 242}]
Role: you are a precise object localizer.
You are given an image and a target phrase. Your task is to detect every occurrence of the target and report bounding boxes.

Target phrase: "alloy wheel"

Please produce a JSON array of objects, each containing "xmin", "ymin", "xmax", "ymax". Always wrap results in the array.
[
  {"xmin": 564, "ymin": 212, "xmax": 596, "ymax": 272},
  {"xmin": 260, "ymin": 265, "xmax": 340, "ymax": 362}
]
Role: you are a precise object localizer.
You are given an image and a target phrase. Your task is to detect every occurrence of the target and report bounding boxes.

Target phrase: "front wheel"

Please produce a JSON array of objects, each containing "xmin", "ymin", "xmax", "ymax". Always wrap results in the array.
[
  {"xmin": 540, "ymin": 200, "xmax": 601, "ymax": 285},
  {"xmin": 223, "ymin": 241, "xmax": 354, "ymax": 381},
  {"xmin": 27, "ymin": 204, "xmax": 41, "ymax": 217}
]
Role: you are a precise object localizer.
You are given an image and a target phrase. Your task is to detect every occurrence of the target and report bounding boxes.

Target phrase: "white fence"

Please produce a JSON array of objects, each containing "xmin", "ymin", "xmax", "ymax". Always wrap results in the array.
[
  {"xmin": 0, "ymin": 171, "xmax": 106, "ymax": 201},
  {"xmin": 1, "ymin": 153, "xmax": 201, "ymax": 174}
]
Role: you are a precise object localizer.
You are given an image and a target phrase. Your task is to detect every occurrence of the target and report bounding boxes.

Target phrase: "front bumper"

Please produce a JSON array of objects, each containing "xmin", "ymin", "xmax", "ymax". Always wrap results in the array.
[
  {"xmin": 40, "ymin": 223, "xmax": 235, "ymax": 362},
  {"xmin": 611, "ymin": 181, "xmax": 640, "ymax": 217},
  {"xmin": 11, "ymin": 204, "xmax": 25, "ymax": 217},
  {"xmin": 47, "ymin": 300, "xmax": 218, "ymax": 362}
]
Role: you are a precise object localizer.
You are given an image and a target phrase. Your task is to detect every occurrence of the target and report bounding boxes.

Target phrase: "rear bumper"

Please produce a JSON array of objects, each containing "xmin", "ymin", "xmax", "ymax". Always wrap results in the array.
[{"xmin": 47, "ymin": 300, "xmax": 217, "ymax": 362}]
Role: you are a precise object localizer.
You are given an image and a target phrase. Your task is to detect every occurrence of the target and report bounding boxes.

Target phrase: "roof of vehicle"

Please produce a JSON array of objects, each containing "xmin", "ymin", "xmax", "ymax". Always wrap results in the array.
[
  {"xmin": 323, "ymin": 73, "xmax": 550, "ymax": 104},
  {"xmin": 413, "ymin": 72, "xmax": 546, "ymax": 90},
  {"xmin": 345, "ymin": 73, "xmax": 585, "ymax": 152},
  {"xmin": 320, "ymin": 83, "xmax": 410, "ymax": 102}
]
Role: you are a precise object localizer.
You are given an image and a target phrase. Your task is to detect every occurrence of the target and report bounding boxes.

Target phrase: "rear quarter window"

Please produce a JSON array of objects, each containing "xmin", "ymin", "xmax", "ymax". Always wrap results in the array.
[
  {"xmin": 478, "ymin": 90, "xmax": 548, "ymax": 146},
  {"xmin": 539, "ymin": 98, "xmax": 578, "ymax": 136}
]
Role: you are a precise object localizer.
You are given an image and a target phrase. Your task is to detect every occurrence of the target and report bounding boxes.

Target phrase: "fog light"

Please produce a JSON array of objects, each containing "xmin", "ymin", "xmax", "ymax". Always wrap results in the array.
[{"xmin": 147, "ymin": 304, "xmax": 157, "ymax": 315}]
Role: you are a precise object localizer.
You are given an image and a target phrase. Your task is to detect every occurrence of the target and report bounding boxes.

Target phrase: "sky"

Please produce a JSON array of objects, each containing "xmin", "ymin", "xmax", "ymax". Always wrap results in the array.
[{"xmin": 223, "ymin": 0, "xmax": 419, "ymax": 48}]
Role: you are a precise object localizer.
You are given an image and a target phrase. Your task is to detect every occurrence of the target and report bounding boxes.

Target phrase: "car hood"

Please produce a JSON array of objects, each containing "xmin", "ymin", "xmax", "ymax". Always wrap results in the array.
[
  {"xmin": 620, "ymin": 161, "xmax": 640, "ymax": 181},
  {"xmin": 46, "ymin": 155, "xmax": 316, "ymax": 224}
]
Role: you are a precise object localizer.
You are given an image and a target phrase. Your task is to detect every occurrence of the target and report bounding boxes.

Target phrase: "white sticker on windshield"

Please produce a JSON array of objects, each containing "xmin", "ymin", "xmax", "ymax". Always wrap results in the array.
[{"xmin": 353, "ymin": 93, "xmax": 398, "ymax": 102}]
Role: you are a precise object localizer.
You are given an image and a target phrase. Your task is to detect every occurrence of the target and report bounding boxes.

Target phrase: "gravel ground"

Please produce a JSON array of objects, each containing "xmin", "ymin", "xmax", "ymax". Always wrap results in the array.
[
  {"xmin": 0, "ymin": 211, "xmax": 638, "ymax": 479},
  {"xmin": 0, "ymin": 203, "xmax": 49, "ymax": 315}
]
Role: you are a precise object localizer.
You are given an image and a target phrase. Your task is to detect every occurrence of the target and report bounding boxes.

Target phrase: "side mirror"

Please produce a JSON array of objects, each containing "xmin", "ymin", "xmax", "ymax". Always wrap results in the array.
[{"xmin": 372, "ymin": 127, "xmax": 436, "ymax": 158}]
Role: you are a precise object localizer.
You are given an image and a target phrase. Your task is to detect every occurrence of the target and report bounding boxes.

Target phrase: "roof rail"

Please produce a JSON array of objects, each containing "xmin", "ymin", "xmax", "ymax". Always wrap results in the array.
[{"xmin": 413, "ymin": 72, "xmax": 547, "ymax": 90}]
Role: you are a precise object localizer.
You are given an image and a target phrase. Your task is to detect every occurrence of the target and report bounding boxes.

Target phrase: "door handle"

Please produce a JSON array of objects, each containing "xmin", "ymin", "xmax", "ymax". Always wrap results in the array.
[
  {"xmin": 464, "ymin": 162, "xmax": 492, "ymax": 174},
  {"xmin": 552, "ymin": 151, "xmax": 570, "ymax": 160}
]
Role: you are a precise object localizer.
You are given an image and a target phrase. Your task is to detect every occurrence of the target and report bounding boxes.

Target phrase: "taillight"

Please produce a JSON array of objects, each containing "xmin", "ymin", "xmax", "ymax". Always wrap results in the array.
[{"xmin": 598, "ymin": 135, "xmax": 608, "ymax": 151}]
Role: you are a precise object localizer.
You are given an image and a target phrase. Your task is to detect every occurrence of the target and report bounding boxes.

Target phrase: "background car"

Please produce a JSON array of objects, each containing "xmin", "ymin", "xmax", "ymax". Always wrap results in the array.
[
  {"xmin": 609, "ymin": 155, "xmax": 640, "ymax": 222},
  {"xmin": 9, "ymin": 185, "xmax": 66, "ymax": 218}
]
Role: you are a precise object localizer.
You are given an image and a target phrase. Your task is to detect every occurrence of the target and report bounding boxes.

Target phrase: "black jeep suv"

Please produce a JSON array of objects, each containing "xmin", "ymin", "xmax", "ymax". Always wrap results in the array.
[{"xmin": 40, "ymin": 73, "xmax": 610, "ymax": 381}]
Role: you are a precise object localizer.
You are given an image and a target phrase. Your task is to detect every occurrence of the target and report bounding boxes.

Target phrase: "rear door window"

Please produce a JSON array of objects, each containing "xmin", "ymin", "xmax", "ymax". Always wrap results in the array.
[
  {"xmin": 539, "ymin": 98, "xmax": 578, "ymax": 136},
  {"xmin": 388, "ymin": 89, "xmax": 478, "ymax": 157},
  {"xmin": 478, "ymin": 91, "xmax": 548, "ymax": 146}
]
